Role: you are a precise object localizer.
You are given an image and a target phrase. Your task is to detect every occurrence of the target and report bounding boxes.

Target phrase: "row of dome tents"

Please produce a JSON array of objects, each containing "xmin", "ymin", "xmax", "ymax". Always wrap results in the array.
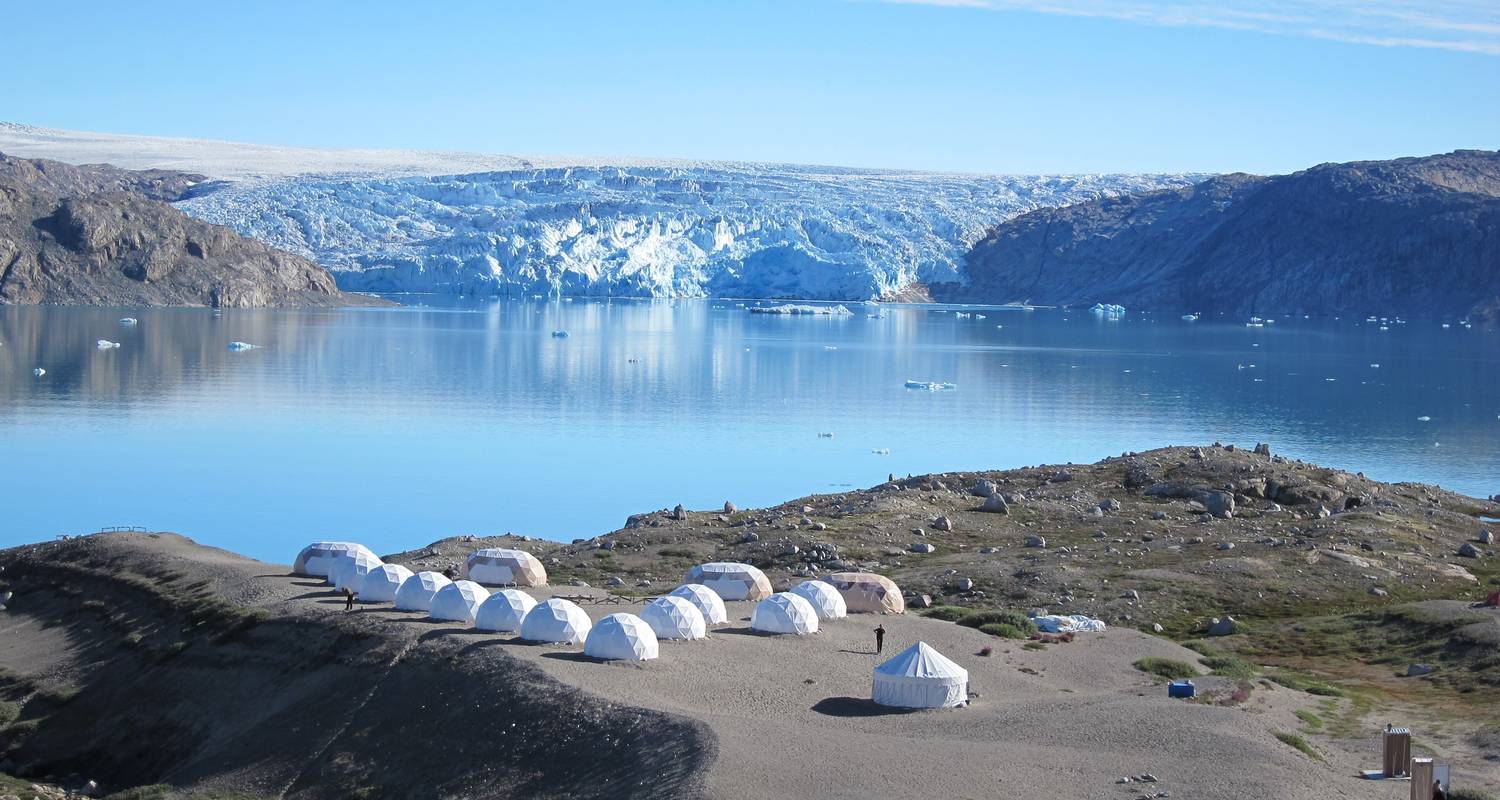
[{"xmin": 294, "ymin": 544, "xmax": 965, "ymax": 707}]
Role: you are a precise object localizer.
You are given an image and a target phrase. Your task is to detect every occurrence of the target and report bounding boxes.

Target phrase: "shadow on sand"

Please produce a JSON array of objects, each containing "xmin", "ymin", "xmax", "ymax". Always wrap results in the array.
[{"xmin": 811, "ymin": 696, "xmax": 918, "ymax": 718}]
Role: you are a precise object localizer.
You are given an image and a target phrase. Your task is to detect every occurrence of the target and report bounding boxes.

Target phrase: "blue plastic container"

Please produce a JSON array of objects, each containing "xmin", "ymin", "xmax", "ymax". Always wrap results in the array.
[{"xmin": 1168, "ymin": 680, "xmax": 1196, "ymax": 698}]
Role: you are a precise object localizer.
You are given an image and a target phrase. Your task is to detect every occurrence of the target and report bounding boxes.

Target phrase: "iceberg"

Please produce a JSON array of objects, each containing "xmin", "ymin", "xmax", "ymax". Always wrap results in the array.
[
  {"xmin": 1182, "ymin": 314, "xmax": 1199, "ymax": 321},
  {"xmin": 96, "ymin": 340, "xmax": 121, "ymax": 349},
  {"xmin": 227, "ymin": 342, "xmax": 258, "ymax": 351},
  {"xmin": 550, "ymin": 330, "xmax": 569, "ymax": 338},
  {"xmin": 904, "ymin": 380, "xmax": 957, "ymax": 391},
  {"xmin": 1090, "ymin": 303, "xmax": 1126, "ymax": 317},
  {"xmin": 119, "ymin": 317, "xmax": 138, "ymax": 326},
  {"xmin": 749, "ymin": 304, "xmax": 852, "ymax": 316},
  {"xmin": 32, "ymin": 367, "xmax": 45, "ymax": 377}
]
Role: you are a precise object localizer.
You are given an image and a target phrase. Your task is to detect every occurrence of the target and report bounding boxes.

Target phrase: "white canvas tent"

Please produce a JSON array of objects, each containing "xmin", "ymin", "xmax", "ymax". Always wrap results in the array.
[
  {"xmin": 357, "ymin": 563, "xmax": 414, "ymax": 603},
  {"xmin": 668, "ymin": 584, "xmax": 728, "ymax": 625},
  {"xmin": 474, "ymin": 589, "xmax": 538, "ymax": 633},
  {"xmin": 429, "ymin": 580, "xmax": 490, "ymax": 623},
  {"xmin": 872, "ymin": 641, "xmax": 969, "ymax": 709},
  {"xmin": 584, "ymin": 613, "xmax": 660, "ymax": 661},
  {"xmin": 293, "ymin": 542, "xmax": 379, "ymax": 578},
  {"xmin": 330, "ymin": 551, "xmax": 384, "ymax": 593},
  {"xmin": 789, "ymin": 579, "xmax": 847, "ymax": 620},
  {"xmin": 751, "ymin": 592, "xmax": 819, "ymax": 635},
  {"xmin": 463, "ymin": 548, "xmax": 548, "ymax": 587},
  {"xmin": 826, "ymin": 571, "xmax": 906, "ymax": 614},
  {"xmin": 394, "ymin": 571, "xmax": 453, "ymax": 612},
  {"xmin": 520, "ymin": 598, "xmax": 592, "ymax": 644},
  {"xmin": 641, "ymin": 595, "xmax": 707, "ymax": 640},
  {"xmin": 684, "ymin": 562, "xmax": 773, "ymax": 601}
]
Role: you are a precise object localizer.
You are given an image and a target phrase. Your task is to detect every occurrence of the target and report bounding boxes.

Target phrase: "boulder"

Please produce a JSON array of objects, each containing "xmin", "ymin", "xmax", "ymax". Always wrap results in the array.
[
  {"xmin": 971, "ymin": 480, "xmax": 998, "ymax": 497},
  {"xmin": 1100, "ymin": 498, "xmax": 1122, "ymax": 512},
  {"xmin": 980, "ymin": 495, "xmax": 1010, "ymax": 514},
  {"xmin": 954, "ymin": 577, "xmax": 974, "ymax": 591},
  {"xmin": 1315, "ymin": 505, "xmax": 1332, "ymax": 519},
  {"xmin": 1203, "ymin": 491, "xmax": 1235, "ymax": 519},
  {"xmin": 739, "ymin": 532, "xmax": 760, "ymax": 544},
  {"xmin": 671, "ymin": 504, "xmax": 686, "ymax": 521},
  {"xmin": 597, "ymin": 539, "xmax": 616, "ymax": 551},
  {"xmin": 723, "ymin": 501, "xmax": 737, "ymax": 514},
  {"xmin": 910, "ymin": 542, "xmax": 936, "ymax": 554},
  {"xmin": 607, "ymin": 576, "xmax": 625, "ymax": 587},
  {"xmin": 1369, "ymin": 587, "xmax": 1389, "ymax": 597},
  {"xmin": 1458, "ymin": 542, "xmax": 1482, "ymax": 558},
  {"xmin": 1406, "ymin": 664, "xmax": 1434, "ymax": 677},
  {"xmin": 1151, "ymin": 511, "xmax": 1167, "ymax": 521},
  {"xmin": 1480, "ymin": 530, "xmax": 1495, "ymax": 545},
  {"xmin": 1024, "ymin": 535, "xmax": 1047, "ymax": 548},
  {"xmin": 933, "ymin": 515, "xmax": 954, "ymax": 532},
  {"xmin": 1254, "ymin": 442, "xmax": 1272, "ymax": 457},
  {"xmin": 909, "ymin": 594, "xmax": 933, "ymax": 609}
]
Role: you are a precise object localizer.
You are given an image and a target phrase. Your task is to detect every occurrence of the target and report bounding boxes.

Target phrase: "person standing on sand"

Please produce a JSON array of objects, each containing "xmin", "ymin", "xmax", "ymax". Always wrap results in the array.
[
  {"xmin": 873, "ymin": 624, "xmax": 885, "ymax": 654},
  {"xmin": 1432, "ymin": 780, "xmax": 1447, "ymax": 800},
  {"xmin": 343, "ymin": 588, "xmax": 356, "ymax": 611}
]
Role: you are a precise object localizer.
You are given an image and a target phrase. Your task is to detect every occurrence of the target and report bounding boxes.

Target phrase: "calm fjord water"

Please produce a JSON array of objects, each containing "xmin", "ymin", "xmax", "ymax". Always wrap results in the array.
[{"xmin": 2, "ymin": 299, "xmax": 1496, "ymax": 562}]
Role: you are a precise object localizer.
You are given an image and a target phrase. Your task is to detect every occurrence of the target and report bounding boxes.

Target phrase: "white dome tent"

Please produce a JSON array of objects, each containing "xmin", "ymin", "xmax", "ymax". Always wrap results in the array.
[
  {"xmin": 394, "ymin": 571, "xmax": 453, "ymax": 612},
  {"xmin": 584, "ymin": 613, "xmax": 660, "ymax": 661},
  {"xmin": 474, "ymin": 589, "xmax": 538, "ymax": 633},
  {"xmin": 330, "ymin": 551, "xmax": 384, "ymax": 593},
  {"xmin": 789, "ymin": 579, "xmax": 847, "ymax": 620},
  {"xmin": 640, "ymin": 595, "xmax": 707, "ymax": 640},
  {"xmin": 293, "ymin": 542, "xmax": 379, "ymax": 578},
  {"xmin": 668, "ymin": 584, "xmax": 728, "ymax": 626},
  {"xmin": 357, "ymin": 563, "xmax": 414, "ymax": 603},
  {"xmin": 463, "ymin": 548, "xmax": 548, "ymax": 587},
  {"xmin": 520, "ymin": 598, "xmax": 593, "ymax": 644},
  {"xmin": 872, "ymin": 642, "xmax": 969, "ymax": 709},
  {"xmin": 684, "ymin": 562, "xmax": 773, "ymax": 601},
  {"xmin": 751, "ymin": 592, "xmax": 819, "ymax": 635},
  {"xmin": 429, "ymin": 580, "xmax": 490, "ymax": 623}
]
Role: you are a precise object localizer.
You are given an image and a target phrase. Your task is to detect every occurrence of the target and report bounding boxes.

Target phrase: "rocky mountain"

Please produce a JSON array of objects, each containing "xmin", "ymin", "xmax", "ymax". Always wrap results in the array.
[
  {"xmin": 0, "ymin": 153, "xmax": 375, "ymax": 307},
  {"xmin": 939, "ymin": 150, "xmax": 1500, "ymax": 318}
]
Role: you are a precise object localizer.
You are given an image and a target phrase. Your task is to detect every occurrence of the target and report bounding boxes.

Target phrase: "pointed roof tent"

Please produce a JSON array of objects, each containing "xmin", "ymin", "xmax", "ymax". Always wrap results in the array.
[
  {"xmin": 684, "ymin": 562, "xmax": 773, "ymax": 602},
  {"xmin": 872, "ymin": 642, "xmax": 969, "ymax": 709},
  {"xmin": 751, "ymin": 592, "xmax": 820, "ymax": 635},
  {"xmin": 330, "ymin": 551, "xmax": 384, "ymax": 592},
  {"xmin": 357, "ymin": 563, "xmax": 414, "ymax": 603},
  {"xmin": 789, "ymin": 579, "xmax": 848, "ymax": 620},
  {"xmin": 826, "ymin": 571, "xmax": 905, "ymax": 614},
  {"xmin": 584, "ymin": 613, "xmax": 660, "ymax": 661},
  {"xmin": 429, "ymin": 580, "xmax": 490, "ymax": 623},
  {"xmin": 463, "ymin": 548, "xmax": 548, "ymax": 587},
  {"xmin": 668, "ymin": 584, "xmax": 729, "ymax": 625},
  {"xmin": 520, "ymin": 598, "xmax": 593, "ymax": 644},
  {"xmin": 394, "ymin": 571, "xmax": 453, "ymax": 612},
  {"xmin": 641, "ymin": 595, "xmax": 707, "ymax": 640},
  {"xmin": 475, "ymin": 589, "xmax": 539, "ymax": 633},
  {"xmin": 293, "ymin": 542, "xmax": 379, "ymax": 578}
]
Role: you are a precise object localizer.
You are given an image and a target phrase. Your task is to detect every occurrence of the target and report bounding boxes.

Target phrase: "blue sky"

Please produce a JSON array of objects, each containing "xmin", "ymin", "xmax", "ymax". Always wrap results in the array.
[{"xmin": 3, "ymin": 0, "xmax": 1496, "ymax": 174}]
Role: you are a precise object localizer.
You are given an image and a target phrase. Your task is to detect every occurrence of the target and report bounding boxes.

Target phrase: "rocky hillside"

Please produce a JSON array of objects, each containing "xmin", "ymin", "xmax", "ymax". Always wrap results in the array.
[
  {"xmin": 938, "ymin": 150, "xmax": 1500, "ymax": 318},
  {"xmin": 0, "ymin": 153, "xmax": 378, "ymax": 307}
]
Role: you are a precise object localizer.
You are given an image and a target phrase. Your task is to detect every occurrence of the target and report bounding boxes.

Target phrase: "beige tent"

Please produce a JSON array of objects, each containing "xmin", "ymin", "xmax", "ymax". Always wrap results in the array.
[
  {"xmin": 684, "ymin": 562, "xmax": 773, "ymax": 601},
  {"xmin": 826, "ymin": 572, "xmax": 905, "ymax": 614},
  {"xmin": 463, "ymin": 548, "xmax": 548, "ymax": 587}
]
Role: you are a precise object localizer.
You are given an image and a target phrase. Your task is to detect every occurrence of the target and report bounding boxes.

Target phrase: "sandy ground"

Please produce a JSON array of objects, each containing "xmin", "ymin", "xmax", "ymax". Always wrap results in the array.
[{"xmin": 345, "ymin": 583, "xmax": 1410, "ymax": 800}]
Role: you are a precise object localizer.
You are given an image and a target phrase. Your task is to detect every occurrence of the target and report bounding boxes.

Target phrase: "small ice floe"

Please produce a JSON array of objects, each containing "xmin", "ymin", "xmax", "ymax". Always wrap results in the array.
[
  {"xmin": 1442, "ymin": 323, "xmax": 1451, "ymax": 329},
  {"xmin": 1370, "ymin": 363, "xmax": 1380, "ymax": 368},
  {"xmin": 818, "ymin": 432, "xmax": 835, "ymax": 438},
  {"xmin": 1379, "ymin": 326, "xmax": 1389, "ymax": 331},
  {"xmin": 866, "ymin": 312, "xmax": 884, "ymax": 319},
  {"xmin": 955, "ymin": 312, "xmax": 971, "ymax": 319},
  {"xmin": 995, "ymin": 324, "xmax": 1004, "ymax": 329},
  {"xmin": 1090, "ymin": 303, "xmax": 1125, "ymax": 317},
  {"xmin": 1417, "ymin": 416, "xmax": 1432, "ymax": 422},
  {"xmin": 227, "ymin": 342, "xmax": 258, "ymax": 351},
  {"xmin": 871, "ymin": 448, "xmax": 891, "ymax": 455},
  {"xmin": 1245, "ymin": 321, "xmax": 1264, "ymax": 328},
  {"xmin": 1182, "ymin": 314, "xmax": 1199, "ymax": 321},
  {"xmin": 1325, "ymin": 377, "xmax": 1336, "ymax": 382},
  {"xmin": 823, "ymin": 345, "xmax": 838, "ymax": 351},
  {"xmin": 32, "ymin": 367, "xmax": 47, "ymax": 377},
  {"xmin": 904, "ymin": 380, "xmax": 956, "ymax": 391},
  {"xmin": 119, "ymin": 318, "xmax": 138, "ymax": 326},
  {"xmin": 975, "ymin": 314, "xmax": 986, "ymax": 320},
  {"xmin": 551, "ymin": 330, "xmax": 569, "ymax": 338},
  {"xmin": 96, "ymin": 340, "xmax": 121, "ymax": 349}
]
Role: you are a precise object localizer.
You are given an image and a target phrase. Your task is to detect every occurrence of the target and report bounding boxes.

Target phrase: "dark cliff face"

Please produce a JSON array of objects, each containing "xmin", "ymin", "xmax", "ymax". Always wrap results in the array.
[
  {"xmin": 0, "ymin": 153, "xmax": 373, "ymax": 308},
  {"xmin": 940, "ymin": 150, "xmax": 1500, "ymax": 318}
]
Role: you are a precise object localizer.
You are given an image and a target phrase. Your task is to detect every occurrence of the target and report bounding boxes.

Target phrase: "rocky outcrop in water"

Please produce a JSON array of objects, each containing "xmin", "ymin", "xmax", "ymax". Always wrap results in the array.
[
  {"xmin": 0, "ymin": 153, "xmax": 375, "ymax": 307},
  {"xmin": 940, "ymin": 150, "xmax": 1500, "ymax": 318}
]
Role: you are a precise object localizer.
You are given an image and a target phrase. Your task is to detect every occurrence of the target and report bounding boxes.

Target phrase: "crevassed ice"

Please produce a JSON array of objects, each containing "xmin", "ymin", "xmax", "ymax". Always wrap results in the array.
[{"xmin": 177, "ymin": 165, "xmax": 1196, "ymax": 300}]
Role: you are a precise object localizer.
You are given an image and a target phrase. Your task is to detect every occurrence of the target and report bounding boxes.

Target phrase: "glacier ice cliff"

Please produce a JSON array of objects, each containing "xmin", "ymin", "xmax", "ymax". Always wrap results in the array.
[{"xmin": 177, "ymin": 165, "xmax": 1196, "ymax": 299}]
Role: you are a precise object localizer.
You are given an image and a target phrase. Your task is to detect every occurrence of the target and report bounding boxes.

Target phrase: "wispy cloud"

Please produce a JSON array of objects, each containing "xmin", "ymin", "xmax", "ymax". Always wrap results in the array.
[{"xmin": 881, "ymin": 0, "xmax": 1500, "ymax": 55}]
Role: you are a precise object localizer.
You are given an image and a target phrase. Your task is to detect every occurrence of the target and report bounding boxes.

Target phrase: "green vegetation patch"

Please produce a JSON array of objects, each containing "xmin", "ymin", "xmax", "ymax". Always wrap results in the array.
[
  {"xmin": 1295, "ymin": 709, "xmax": 1323, "ymax": 730},
  {"xmin": 1450, "ymin": 789, "xmax": 1497, "ymax": 800},
  {"xmin": 918, "ymin": 605, "xmax": 975, "ymax": 622},
  {"xmin": 1273, "ymin": 730, "xmax": 1324, "ymax": 762},
  {"xmin": 1133, "ymin": 657, "xmax": 1199, "ymax": 681},
  {"xmin": 978, "ymin": 622, "xmax": 1028, "ymax": 639},
  {"xmin": 957, "ymin": 610, "xmax": 1037, "ymax": 636}
]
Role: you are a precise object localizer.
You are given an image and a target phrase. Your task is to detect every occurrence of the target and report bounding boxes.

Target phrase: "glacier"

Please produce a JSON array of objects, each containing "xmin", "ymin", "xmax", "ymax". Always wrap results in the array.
[{"xmin": 177, "ymin": 165, "xmax": 1197, "ymax": 300}]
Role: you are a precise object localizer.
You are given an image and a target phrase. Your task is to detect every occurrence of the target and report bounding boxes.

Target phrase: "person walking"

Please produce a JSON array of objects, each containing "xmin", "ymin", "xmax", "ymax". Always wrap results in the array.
[
  {"xmin": 343, "ymin": 587, "xmax": 357, "ymax": 611},
  {"xmin": 873, "ymin": 624, "xmax": 886, "ymax": 654},
  {"xmin": 1432, "ymin": 780, "xmax": 1447, "ymax": 800}
]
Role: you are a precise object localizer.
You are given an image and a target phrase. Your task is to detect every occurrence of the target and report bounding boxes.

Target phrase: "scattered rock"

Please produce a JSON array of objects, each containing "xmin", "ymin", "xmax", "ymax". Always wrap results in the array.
[
  {"xmin": 933, "ymin": 515, "xmax": 954, "ymax": 532},
  {"xmin": 1123, "ymin": 589, "xmax": 1140, "ymax": 600},
  {"xmin": 671, "ymin": 504, "xmax": 686, "ymax": 521},
  {"xmin": 1025, "ymin": 535, "xmax": 1047, "ymax": 548},
  {"xmin": 1049, "ymin": 469, "xmax": 1074, "ymax": 483},
  {"xmin": 1151, "ymin": 511, "xmax": 1167, "ymax": 521},
  {"xmin": 1407, "ymin": 664, "xmax": 1434, "ymax": 677},
  {"xmin": 723, "ymin": 501, "xmax": 737, "ymax": 514},
  {"xmin": 1458, "ymin": 542, "xmax": 1482, "ymax": 558},
  {"xmin": 1203, "ymin": 490, "xmax": 1235, "ymax": 519},
  {"xmin": 971, "ymin": 479, "xmax": 998, "ymax": 497},
  {"xmin": 909, "ymin": 594, "xmax": 932, "ymax": 609},
  {"xmin": 597, "ymin": 539, "xmax": 616, "ymax": 550},
  {"xmin": 1152, "ymin": 623, "xmax": 1164, "ymax": 633},
  {"xmin": 910, "ymin": 542, "xmax": 936, "ymax": 554},
  {"xmin": 1369, "ymin": 587, "xmax": 1388, "ymax": 596},
  {"xmin": 607, "ymin": 576, "xmax": 626, "ymax": 587},
  {"xmin": 1217, "ymin": 542, "xmax": 1234, "ymax": 551},
  {"xmin": 1480, "ymin": 530, "xmax": 1494, "ymax": 545},
  {"xmin": 980, "ymin": 495, "xmax": 1010, "ymax": 514},
  {"xmin": 979, "ymin": 547, "xmax": 998, "ymax": 554},
  {"xmin": 954, "ymin": 577, "xmax": 974, "ymax": 591},
  {"xmin": 1100, "ymin": 498, "xmax": 1122, "ymax": 512},
  {"xmin": 739, "ymin": 532, "xmax": 760, "ymax": 544}
]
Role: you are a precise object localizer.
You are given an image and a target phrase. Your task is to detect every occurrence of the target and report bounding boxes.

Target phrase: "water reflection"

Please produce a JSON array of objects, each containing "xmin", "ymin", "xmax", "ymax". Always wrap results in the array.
[{"xmin": 1, "ymin": 300, "xmax": 1496, "ymax": 560}]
